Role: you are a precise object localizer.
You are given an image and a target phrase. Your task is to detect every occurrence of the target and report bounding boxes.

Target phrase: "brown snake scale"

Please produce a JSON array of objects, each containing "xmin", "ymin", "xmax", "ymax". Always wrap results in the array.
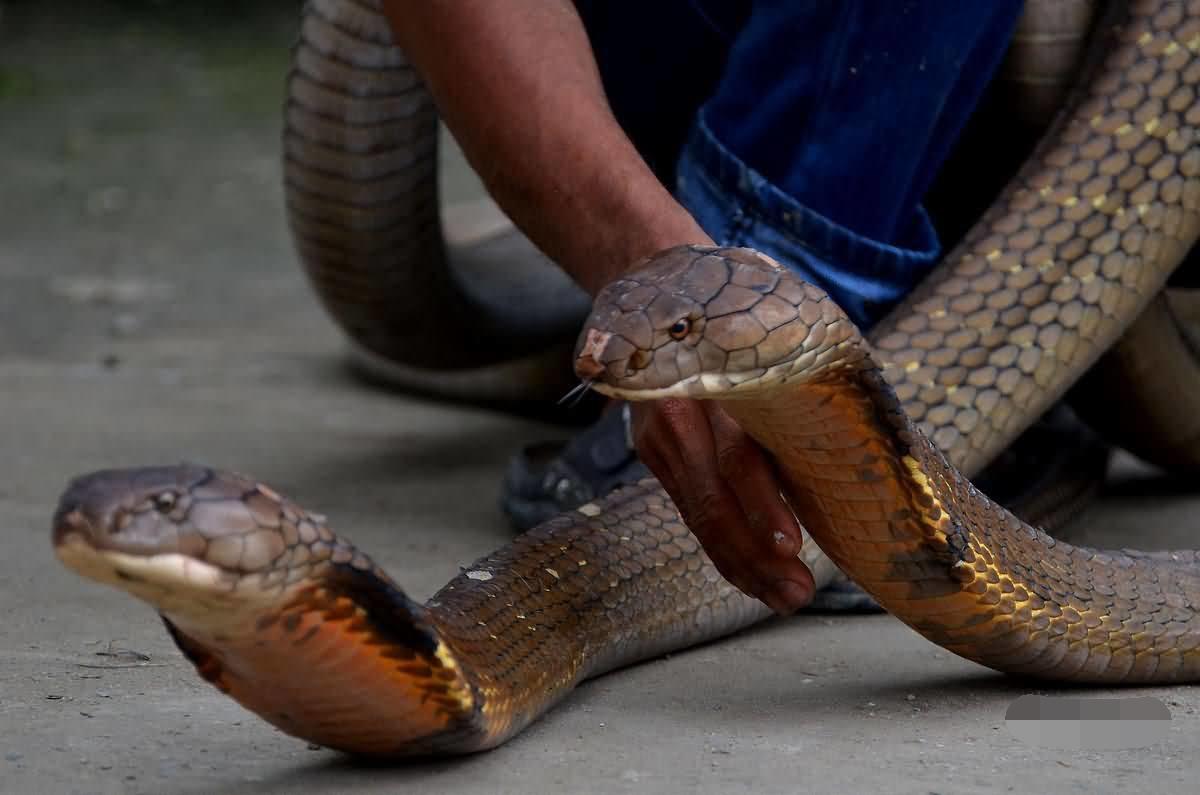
[
  {"xmin": 584, "ymin": 246, "xmax": 1200, "ymax": 686},
  {"xmin": 49, "ymin": 0, "xmax": 1200, "ymax": 759},
  {"xmin": 879, "ymin": 0, "xmax": 1200, "ymax": 474}
]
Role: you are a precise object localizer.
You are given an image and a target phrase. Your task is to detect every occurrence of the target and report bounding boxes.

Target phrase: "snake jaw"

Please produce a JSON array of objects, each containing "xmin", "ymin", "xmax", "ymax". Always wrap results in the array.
[
  {"xmin": 53, "ymin": 508, "xmax": 285, "ymax": 634},
  {"xmin": 54, "ymin": 538, "xmax": 257, "ymax": 621},
  {"xmin": 589, "ymin": 331, "xmax": 872, "ymax": 402},
  {"xmin": 590, "ymin": 368, "xmax": 776, "ymax": 401}
]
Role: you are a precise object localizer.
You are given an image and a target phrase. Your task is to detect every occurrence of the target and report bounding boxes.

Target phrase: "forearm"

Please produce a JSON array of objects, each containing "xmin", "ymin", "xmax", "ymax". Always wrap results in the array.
[{"xmin": 381, "ymin": 0, "xmax": 712, "ymax": 295}]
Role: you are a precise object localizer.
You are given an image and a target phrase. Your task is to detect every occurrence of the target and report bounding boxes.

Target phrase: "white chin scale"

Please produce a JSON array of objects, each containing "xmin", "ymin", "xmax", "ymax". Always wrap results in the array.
[
  {"xmin": 592, "ymin": 359, "xmax": 805, "ymax": 402},
  {"xmin": 55, "ymin": 536, "xmax": 270, "ymax": 628},
  {"xmin": 593, "ymin": 337, "xmax": 856, "ymax": 402}
]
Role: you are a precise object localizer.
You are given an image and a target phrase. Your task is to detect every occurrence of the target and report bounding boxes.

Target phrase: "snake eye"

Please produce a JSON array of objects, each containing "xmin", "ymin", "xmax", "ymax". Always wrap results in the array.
[
  {"xmin": 154, "ymin": 492, "xmax": 177, "ymax": 512},
  {"xmin": 668, "ymin": 318, "xmax": 692, "ymax": 340}
]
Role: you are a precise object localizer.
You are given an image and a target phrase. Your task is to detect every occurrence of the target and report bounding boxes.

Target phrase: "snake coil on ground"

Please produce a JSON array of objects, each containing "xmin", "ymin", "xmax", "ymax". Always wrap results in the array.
[{"xmin": 49, "ymin": 0, "xmax": 1200, "ymax": 758}]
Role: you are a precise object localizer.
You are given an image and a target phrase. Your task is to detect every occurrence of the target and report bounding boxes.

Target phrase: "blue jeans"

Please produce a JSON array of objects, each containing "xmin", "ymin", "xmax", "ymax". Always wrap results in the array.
[{"xmin": 576, "ymin": 1, "xmax": 1024, "ymax": 327}]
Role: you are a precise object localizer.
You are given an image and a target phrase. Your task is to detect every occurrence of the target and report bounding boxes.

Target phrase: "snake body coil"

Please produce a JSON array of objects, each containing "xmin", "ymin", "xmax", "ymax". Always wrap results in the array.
[
  {"xmin": 285, "ymin": 0, "xmax": 1200, "ymax": 459},
  {"xmin": 284, "ymin": 0, "xmax": 590, "ymax": 400},
  {"xmin": 49, "ymin": 0, "xmax": 1200, "ymax": 759},
  {"xmin": 585, "ymin": 246, "xmax": 1200, "ymax": 684},
  {"xmin": 51, "ymin": 248, "xmax": 1200, "ymax": 758}
]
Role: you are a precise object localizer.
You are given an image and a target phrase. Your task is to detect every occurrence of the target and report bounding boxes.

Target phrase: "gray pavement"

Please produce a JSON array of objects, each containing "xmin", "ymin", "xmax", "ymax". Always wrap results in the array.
[{"xmin": 2, "ymin": 4, "xmax": 1198, "ymax": 794}]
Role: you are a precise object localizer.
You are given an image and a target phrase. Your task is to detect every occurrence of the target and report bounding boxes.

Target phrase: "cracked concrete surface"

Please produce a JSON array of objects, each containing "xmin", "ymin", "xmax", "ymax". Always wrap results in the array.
[{"xmin": 2, "ymin": 3, "xmax": 1198, "ymax": 793}]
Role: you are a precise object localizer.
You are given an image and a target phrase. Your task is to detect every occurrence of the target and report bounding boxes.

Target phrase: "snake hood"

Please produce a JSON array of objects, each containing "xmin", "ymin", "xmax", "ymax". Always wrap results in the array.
[{"xmin": 576, "ymin": 245, "xmax": 870, "ymax": 399}]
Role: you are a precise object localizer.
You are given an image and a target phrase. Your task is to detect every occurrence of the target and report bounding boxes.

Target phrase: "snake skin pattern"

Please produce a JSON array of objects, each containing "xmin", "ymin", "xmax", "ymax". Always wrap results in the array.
[
  {"xmin": 53, "ymin": 465, "xmax": 779, "ymax": 755},
  {"xmin": 999, "ymin": 0, "xmax": 1100, "ymax": 127},
  {"xmin": 875, "ymin": 0, "xmax": 1200, "ymax": 474},
  {"xmin": 51, "ymin": 248, "xmax": 1200, "ymax": 759},
  {"xmin": 586, "ymin": 246, "xmax": 1200, "ymax": 683},
  {"xmin": 285, "ymin": 0, "xmax": 1200, "ymax": 456},
  {"xmin": 280, "ymin": 0, "xmax": 1184, "ymax": 405},
  {"xmin": 47, "ymin": 0, "xmax": 1200, "ymax": 759},
  {"xmin": 284, "ymin": 0, "xmax": 590, "ymax": 400}
]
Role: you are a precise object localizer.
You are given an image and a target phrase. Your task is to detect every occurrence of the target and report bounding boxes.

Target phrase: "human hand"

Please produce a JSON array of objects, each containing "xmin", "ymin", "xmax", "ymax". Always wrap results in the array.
[{"xmin": 628, "ymin": 398, "xmax": 815, "ymax": 614}]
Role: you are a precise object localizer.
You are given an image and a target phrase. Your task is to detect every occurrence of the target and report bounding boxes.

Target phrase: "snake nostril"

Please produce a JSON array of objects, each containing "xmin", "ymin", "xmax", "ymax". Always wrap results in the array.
[
  {"xmin": 52, "ymin": 506, "xmax": 94, "ymax": 545},
  {"xmin": 575, "ymin": 354, "xmax": 606, "ymax": 380}
]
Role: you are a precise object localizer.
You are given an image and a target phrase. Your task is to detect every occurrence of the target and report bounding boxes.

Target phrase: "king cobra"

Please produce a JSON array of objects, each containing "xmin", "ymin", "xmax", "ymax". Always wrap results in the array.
[
  {"xmin": 51, "ymin": 0, "xmax": 1200, "ymax": 758},
  {"xmin": 51, "ymin": 244, "xmax": 1200, "ymax": 756}
]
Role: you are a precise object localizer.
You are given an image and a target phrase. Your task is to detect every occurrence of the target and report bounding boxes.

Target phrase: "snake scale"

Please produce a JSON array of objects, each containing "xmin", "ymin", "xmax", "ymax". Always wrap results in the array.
[{"xmin": 50, "ymin": 0, "xmax": 1200, "ymax": 759}]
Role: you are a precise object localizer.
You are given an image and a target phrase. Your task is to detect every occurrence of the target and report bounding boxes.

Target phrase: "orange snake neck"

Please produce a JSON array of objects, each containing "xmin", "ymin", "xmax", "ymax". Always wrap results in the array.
[
  {"xmin": 719, "ymin": 364, "xmax": 976, "ymax": 586},
  {"xmin": 719, "ymin": 363, "xmax": 1200, "ymax": 682},
  {"xmin": 163, "ymin": 563, "xmax": 488, "ymax": 756}
]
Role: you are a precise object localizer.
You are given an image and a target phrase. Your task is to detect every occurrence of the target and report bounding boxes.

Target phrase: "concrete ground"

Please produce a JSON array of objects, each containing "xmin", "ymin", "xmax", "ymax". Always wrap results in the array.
[{"xmin": 2, "ymin": 4, "xmax": 1198, "ymax": 794}]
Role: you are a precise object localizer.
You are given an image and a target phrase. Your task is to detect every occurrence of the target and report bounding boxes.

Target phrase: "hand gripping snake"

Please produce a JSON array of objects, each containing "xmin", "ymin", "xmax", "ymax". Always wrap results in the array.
[{"xmin": 52, "ymin": 0, "xmax": 1200, "ymax": 758}]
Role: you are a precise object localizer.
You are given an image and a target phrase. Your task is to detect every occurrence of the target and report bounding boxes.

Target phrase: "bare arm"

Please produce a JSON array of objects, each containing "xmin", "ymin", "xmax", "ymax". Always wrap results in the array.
[
  {"xmin": 381, "ymin": 0, "xmax": 815, "ymax": 614},
  {"xmin": 380, "ymin": 0, "xmax": 711, "ymax": 294}
]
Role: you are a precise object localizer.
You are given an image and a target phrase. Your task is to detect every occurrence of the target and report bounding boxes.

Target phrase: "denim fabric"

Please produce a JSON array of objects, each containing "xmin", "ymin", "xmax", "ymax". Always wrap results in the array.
[
  {"xmin": 675, "ymin": 116, "xmax": 940, "ymax": 329},
  {"xmin": 703, "ymin": 1, "xmax": 1024, "ymax": 246},
  {"xmin": 576, "ymin": 0, "xmax": 1024, "ymax": 328}
]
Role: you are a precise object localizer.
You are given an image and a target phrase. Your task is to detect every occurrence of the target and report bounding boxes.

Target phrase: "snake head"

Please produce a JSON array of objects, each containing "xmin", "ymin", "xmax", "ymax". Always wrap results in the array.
[
  {"xmin": 576, "ymin": 245, "xmax": 867, "ymax": 400},
  {"xmin": 53, "ymin": 464, "xmax": 215, "ymax": 557},
  {"xmin": 52, "ymin": 465, "xmax": 351, "ymax": 622}
]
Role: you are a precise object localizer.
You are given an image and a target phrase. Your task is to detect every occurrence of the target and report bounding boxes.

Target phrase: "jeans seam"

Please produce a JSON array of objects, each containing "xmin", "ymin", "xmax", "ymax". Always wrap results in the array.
[
  {"xmin": 683, "ymin": 156, "xmax": 748, "ymax": 245},
  {"xmin": 721, "ymin": 179, "xmax": 935, "ymax": 276},
  {"xmin": 679, "ymin": 113, "xmax": 941, "ymax": 296}
]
